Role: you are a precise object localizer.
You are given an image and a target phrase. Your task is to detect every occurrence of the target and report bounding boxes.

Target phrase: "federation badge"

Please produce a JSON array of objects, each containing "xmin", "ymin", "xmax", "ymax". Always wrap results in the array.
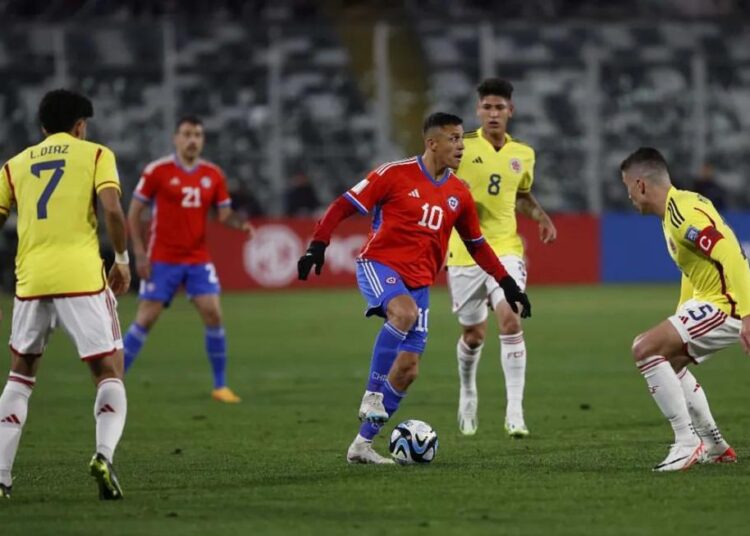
[
  {"xmin": 447, "ymin": 196, "xmax": 459, "ymax": 211},
  {"xmin": 685, "ymin": 226, "xmax": 699, "ymax": 243},
  {"xmin": 385, "ymin": 276, "xmax": 397, "ymax": 284},
  {"xmin": 201, "ymin": 176, "xmax": 212, "ymax": 189},
  {"xmin": 509, "ymin": 158, "xmax": 522, "ymax": 173}
]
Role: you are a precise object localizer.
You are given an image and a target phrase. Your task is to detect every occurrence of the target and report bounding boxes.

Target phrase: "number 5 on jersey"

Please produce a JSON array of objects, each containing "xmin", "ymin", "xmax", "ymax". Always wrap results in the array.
[{"xmin": 31, "ymin": 159, "xmax": 65, "ymax": 219}]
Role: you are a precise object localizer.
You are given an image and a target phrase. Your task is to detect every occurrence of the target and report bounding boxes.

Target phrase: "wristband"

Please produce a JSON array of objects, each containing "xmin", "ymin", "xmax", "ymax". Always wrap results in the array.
[{"xmin": 114, "ymin": 251, "xmax": 130, "ymax": 265}]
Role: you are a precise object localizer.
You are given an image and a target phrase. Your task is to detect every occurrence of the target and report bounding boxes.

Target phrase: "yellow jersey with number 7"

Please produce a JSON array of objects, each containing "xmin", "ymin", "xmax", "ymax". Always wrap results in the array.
[
  {"xmin": 0, "ymin": 132, "xmax": 121, "ymax": 298},
  {"xmin": 447, "ymin": 129, "xmax": 535, "ymax": 265}
]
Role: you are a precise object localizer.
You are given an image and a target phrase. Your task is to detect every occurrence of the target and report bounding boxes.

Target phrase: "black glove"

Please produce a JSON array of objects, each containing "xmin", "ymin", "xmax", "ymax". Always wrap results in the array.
[
  {"xmin": 297, "ymin": 241, "xmax": 327, "ymax": 280},
  {"xmin": 498, "ymin": 276, "xmax": 532, "ymax": 318}
]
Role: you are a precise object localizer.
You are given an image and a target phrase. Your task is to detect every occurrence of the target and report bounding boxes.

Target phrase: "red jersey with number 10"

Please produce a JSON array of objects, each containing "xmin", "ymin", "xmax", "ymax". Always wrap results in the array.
[
  {"xmin": 343, "ymin": 156, "xmax": 486, "ymax": 288},
  {"xmin": 134, "ymin": 155, "xmax": 231, "ymax": 264}
]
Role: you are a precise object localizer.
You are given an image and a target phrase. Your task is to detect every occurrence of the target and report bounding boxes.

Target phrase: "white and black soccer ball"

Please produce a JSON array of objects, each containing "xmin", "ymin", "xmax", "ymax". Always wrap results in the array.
[{"xmin": 388, "ymin": 419, "xmax": 439, "ymax": 464}]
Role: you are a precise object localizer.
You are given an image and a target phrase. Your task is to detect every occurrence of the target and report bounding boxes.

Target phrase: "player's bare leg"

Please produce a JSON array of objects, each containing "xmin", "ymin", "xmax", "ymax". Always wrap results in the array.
[
  {"xmin": 0, "ymin": 351, "xmax": 41, "ymax": 498},
  {"xmin": 123, "ymin": 299, "xmax": 164, "ymax": 372},
  {"xmin": 192, "ymin": 294, "xmax": 240, "ymax": 403},
  {"xmin": 87, "ymin": 351, "xmax": 127, "ymax": 499},
  {"xmin": 632, "ymin": 321, "xmax": 705, "ymax": 471},
  {"xmin": 457, "ymin": 321, "xmax": 485, "ymax": 435},
  {"xmin": 496, "ymin": 300, "xmax": 528, "ymax": 437}
]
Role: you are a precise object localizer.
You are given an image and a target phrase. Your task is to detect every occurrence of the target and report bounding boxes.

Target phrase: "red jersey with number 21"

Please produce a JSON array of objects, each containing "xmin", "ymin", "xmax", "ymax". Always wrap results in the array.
[
  {"xmin": 343, "ymin": 156, "xmax": 486, "ymax": 288},
  {"xmin": 134, "ymin": 155, "xmax": 231, "ymax": 264}
]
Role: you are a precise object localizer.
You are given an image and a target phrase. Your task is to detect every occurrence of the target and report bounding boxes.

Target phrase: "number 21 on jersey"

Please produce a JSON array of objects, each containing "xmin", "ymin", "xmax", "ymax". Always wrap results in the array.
[{"xmin": 181, "ymin": 186, "xmax": 201, "ymax": 208}]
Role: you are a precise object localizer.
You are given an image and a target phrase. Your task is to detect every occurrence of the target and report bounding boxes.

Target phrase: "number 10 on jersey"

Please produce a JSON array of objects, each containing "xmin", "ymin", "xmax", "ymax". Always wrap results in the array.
[{"xmin": 418, "ymin": 203, "xmax": 444, "ymax": 230}]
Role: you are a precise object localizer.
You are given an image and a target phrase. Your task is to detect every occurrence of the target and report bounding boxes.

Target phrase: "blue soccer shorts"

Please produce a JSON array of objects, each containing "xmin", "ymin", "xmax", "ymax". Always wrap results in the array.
[
  {"xmin": 356, "ymin": 259, "xmax": 430, "ymax": 354},
  {"xmin": 138, "ymin": 262, "xmax": 221, "ymax": 305}
]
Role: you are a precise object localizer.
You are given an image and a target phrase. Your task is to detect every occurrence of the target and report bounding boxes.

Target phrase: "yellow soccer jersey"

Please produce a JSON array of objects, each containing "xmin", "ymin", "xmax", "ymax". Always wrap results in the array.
[
  {"xmin": 663, "ymin": 187, "xmax": 750, "ymax": 318},
  {"xmin": 0, "ymin": 132, "xmax": 121, "ymax": 298},
  {"xmin": 447, "ymin": 129, "xmax": 535, "ymax": 266}
]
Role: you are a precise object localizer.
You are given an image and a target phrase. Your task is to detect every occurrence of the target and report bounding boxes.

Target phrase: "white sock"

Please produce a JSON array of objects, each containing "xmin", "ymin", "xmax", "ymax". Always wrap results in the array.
[
  {"xmin": 677, "ymin": 367, "xmax": 727, "ymax": 450},
  {"xmin": 457, "ymin": 337, "xmax": 482, "ymax": 396},
  {"xmin": 0, "ymin": 373, "xmax": 35, "ymax": 486},
  {"xmin": 500, "ymin": 332, "xmax": 526, "ymax": 422},
  {"xmin": 637, "ymin": 356, "xmax": 695, "ymax": 444},
  {"xmin": 94, "ymin": 379, "xmax": 127, "ymax": 462}
]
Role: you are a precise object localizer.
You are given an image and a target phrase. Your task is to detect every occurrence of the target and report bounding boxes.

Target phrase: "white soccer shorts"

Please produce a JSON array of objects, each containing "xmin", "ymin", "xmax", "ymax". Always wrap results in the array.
[
  {"xmin": 447, "ymin": 255, "xmax": 528, "ymax": 326},
  {"xmin": 10, "ymin": 288, "xmax": 123, "ymax": 360},
  {"xmin": 667, "ymin": 299, "xmax": 742, "ymax": 363}
]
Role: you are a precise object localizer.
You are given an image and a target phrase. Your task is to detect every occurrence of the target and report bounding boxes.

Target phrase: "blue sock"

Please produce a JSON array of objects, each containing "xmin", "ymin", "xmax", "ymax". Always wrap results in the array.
[
  {"xmin": 205, "ymin": 326, "xmax": 227, "ymax": 389},
  {"xmin": 366, "ymin": 322, "xmax": 407, "ymax": 393},
  {"xmin": 123, "ymin": 323, "xmax": 148, "ymax": 372},
  {"xmin": 359, "ymin": 380, "xmax": 406, "ymax": 440}
]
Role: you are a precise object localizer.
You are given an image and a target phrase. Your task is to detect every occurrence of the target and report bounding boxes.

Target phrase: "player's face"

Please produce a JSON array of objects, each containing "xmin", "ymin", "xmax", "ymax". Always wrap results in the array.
[
  {"xmin": 435, "ymin": 124, "xmax": 464, "ymax": 170},
  {"xmin": 477, "ymin": 95, "xmax": 513, "ymax": 135},
  {"xmin": 622, "ymin": 172, "xmax": 648, "ymax": 214},
  {"xmin": 174, "ymin": 122, "xmax": 204, "ymax": 162}
]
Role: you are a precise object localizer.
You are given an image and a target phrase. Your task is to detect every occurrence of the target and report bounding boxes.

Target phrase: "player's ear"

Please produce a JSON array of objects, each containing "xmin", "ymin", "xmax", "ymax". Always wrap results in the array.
[
  {"xmin": 72, "ymin": 119, "xmax": 87, "ymax": 140},
  {"xmin": 508, "ymin": 102, "xmax": 514, "ymax": 117}
]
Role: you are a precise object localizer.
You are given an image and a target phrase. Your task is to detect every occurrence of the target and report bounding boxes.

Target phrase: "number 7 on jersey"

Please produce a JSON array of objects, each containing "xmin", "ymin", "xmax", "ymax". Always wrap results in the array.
[{"xmin": 31, "ymin": 159, "xmax": 65, "ymax": 220}]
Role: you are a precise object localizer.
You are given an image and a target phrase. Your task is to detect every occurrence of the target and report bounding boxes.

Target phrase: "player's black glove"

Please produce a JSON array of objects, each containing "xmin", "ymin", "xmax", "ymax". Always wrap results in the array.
[
  {"xmin": 498, "ymin": 276, "xmax": 532, "ymax": 318},
  {"xmin": 297, "ymin": 241, "xmax": 327, "ymax": 280}
]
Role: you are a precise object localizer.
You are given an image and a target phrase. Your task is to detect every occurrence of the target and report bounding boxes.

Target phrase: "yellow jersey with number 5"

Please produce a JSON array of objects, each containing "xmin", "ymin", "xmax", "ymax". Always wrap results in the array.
[
  {"xmin": 0, "ymin": 132, "xmax": 121, "ymax": 298},
  {"xmin": 447, "ymin": 129, "xmax": 535, "ymax": 265}
]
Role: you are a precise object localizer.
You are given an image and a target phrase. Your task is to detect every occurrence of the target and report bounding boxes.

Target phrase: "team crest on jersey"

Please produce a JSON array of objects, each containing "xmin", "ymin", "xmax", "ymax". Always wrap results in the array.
[
  {"xmin": 201, "ymin": 177, "xmax": 212, "ymax": 189},
  {"xmin": 169, "ymin": 177, "xmax": 180, "ymax": 186},
  {"xmin": 447, "ymin": 196, "xmax": 459, "ymax": 211},
  {"xmin": 385, "ymin": 276, "xmax": 397, "ymax": 284},
  {"xmin": 509, "ymin": 158, "xmax": 522, "ymax": 174}
]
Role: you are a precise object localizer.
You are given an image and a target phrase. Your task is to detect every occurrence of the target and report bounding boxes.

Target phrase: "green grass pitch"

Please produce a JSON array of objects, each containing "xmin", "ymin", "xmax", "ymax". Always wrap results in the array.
[{"xmin": 1, "ymin": 285, "xmax": 749, "ymax": 535}]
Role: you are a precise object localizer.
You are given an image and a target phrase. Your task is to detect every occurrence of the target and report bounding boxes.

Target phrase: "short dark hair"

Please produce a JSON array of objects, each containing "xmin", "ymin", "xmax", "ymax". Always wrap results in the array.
[
  {"xmin": 422, "ymin": 112, "xmax": 463, "ymax": 135},
  {"xmin": 38, "ymin": 89, "xmax": 93, "ymax": 134},
  {"xmin": 477, "ymin": 78, "xmax": 513, "ymax": 100},
  {"xmin": 176, "ymin": 115, "xmax": 203, "ymax": 131},
  {"xmin": 620, "ymin": 147, "xmax": 670, "ymax": 175}
]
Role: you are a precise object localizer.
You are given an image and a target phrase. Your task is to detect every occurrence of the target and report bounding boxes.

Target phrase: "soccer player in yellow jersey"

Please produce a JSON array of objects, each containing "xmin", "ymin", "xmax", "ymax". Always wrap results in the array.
[
  {"xmin": 0, "ymin": 90, "xmax": 131, "ymax": 498},
  {"xmin": 447, "ymin": 79, "xmax": 556, "ymax": 437},
  {"xmin": 621, "ymin": 147, "xmax": 750, "ymax": 472}
]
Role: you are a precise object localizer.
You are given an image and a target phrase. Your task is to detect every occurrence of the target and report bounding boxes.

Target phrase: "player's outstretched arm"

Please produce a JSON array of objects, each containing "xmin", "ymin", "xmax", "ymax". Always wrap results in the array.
[
  {"xmin": 516, "ymin": 191, "xmax": 556, "ymax": 244},
  {"xmin": 218, "ymin": 206, "xmax": 255, "ymax": 238},
  {"xmin": 297, "ymin": 196, "xmax": 357, "ymax": 280},
  {"xmin": 99, "ymin": 187, "xmax": 131, "ymax": 296}
]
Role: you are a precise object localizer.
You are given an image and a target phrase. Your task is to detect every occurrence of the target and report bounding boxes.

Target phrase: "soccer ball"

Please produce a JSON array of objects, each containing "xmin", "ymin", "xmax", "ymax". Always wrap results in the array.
[{"xmin": 388, "ymin": 419, "xmax": 439, "ymax": 464}]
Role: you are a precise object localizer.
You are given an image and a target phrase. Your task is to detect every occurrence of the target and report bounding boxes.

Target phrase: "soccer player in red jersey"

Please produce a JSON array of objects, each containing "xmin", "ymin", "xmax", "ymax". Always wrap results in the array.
[
  {"xmin": 122, "ymin": 116, "xmax": 253, "ymax": 403},
  {"xmin": 297, "ymin": 112, "xmax": 532, "ymax": 463}
]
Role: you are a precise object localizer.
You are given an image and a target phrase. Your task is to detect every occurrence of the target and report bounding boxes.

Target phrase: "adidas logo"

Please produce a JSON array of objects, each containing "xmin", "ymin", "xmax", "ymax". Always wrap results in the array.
[
  {"xmin": 408, "ymin": 189, "xmax": 420, "ymax": 198},
  {"xmin": 473, "ymin": 156, "xmax": 483, "ymax": 164},
  {"xmin": 1, "ymin": 414, "xmax": 20, "ymax": 424},
  {"xmin": 96, "ymin": 404, "xmax": 116, "ymax": 416}
]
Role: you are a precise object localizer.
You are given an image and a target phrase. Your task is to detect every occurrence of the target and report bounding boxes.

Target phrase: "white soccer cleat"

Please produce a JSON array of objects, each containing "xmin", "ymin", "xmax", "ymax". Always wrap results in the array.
[
  {"xmin": 346, "ymin": 438, "xmax": 395, "ymax": 465},
  {"xmin": 504, "ymin": 418, "xmax": 529, "ymax": 438},
  {"xmin": 701, "ymin": 444, "xmax": 737, "ymax": 464},
  {"xmin": 358, "ymin": 391, "xmax": 389, "ymax": 423},
  {"xmin": 653, "ymin": 441, "xmax": 705, "ymax": 472},
  {"xmin": 458, "ymin": 392, "xmax": 478, "ymax": 436}
]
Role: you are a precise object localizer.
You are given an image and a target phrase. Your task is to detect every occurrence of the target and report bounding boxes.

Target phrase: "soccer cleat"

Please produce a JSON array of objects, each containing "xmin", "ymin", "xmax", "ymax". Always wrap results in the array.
[
  {"xmin": 0, "ymin": 483, "xmax": 11, "ymax": 499},
  {"xmin": 505, "ymin": 418, "xmax": 530, "ymax": 438},
  {"xmin": 211, "ymin": 387, "xmax": 241, "ymax": 404},
  {"xmin": 458, "ymin": 392, "xmax": 478, "ymax": 436},
  {"xmin": 358, "ymin": 391, "xmax": 389, "ymax": 423},
  {"xmin": 346, "ymin": 439, "xmax": 395, "ymax": 465},
  {"xmin": 89, "ymin": 453, "xmax": 123, "ymax": 500},
  {"xmin": 701, "ymin": 445, "xmax": 737, "ymax": 464},
  {"xmin": 652, "ymin": 441, "xmax": 705, "ymax": 472}
]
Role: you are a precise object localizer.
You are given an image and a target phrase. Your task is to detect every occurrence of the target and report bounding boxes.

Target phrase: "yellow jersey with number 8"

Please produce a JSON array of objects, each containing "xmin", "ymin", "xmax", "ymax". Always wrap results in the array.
[
  {"xmin": 0, "ymin": 132, "xmax": 121, "ymax": 298},
  {"xmin": 447, "ymin": 129, "xmax": 535, "ymax": 265}
]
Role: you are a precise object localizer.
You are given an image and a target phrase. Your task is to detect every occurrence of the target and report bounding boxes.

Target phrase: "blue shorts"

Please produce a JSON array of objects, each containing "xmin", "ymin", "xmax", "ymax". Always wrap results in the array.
[
  {"xmin": 139, "ymin": 262, "xmax": 220, "ymax": 305},
  {"xmin": 356, "ymin": 259, "xmax": 430, "ymax": 354}
]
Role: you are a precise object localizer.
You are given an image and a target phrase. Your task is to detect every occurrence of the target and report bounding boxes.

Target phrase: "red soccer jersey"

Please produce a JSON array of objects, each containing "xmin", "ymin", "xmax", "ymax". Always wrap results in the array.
[
  {"xmin": 134, "ymin": 155, "xmax": 231, "ymax": 264},
  {"xmin": 343, "ymin": 156, "xmax": 486, "ymax": 287}
]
